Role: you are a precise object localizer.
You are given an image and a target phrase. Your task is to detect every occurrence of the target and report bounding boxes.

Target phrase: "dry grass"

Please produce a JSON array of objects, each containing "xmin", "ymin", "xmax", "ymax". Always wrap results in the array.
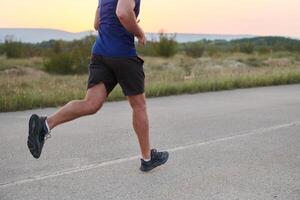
[
  {"xmin": 1, "ymin": 52, "xmax": 300, "ymax": 112},
  {"xmin": 0, "ymin": 56, "xmax": 44, "ymax": 71}
]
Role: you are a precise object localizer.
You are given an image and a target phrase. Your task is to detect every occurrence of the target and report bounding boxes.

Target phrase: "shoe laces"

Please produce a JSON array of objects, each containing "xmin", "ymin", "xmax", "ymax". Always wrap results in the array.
[
  {"xmin": 42, "ymin": 117, "xmax": 51, "ymax": 140},
  {"xmin": 151, "ymin": 149, "xmax": 162, "ymax": 160},
  {"xmin": 44, "ymin": 131, "xmax": 52, "ymax": 140}
]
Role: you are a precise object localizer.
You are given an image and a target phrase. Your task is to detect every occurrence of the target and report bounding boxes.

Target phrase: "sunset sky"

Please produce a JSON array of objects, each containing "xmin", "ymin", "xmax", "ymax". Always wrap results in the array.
[{"xmin": 1, "ymin": 0, "xmax": 300, "ymax": 37}]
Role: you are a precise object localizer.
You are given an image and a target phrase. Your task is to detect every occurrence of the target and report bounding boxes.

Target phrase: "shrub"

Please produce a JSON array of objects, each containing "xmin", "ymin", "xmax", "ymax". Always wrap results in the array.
[
  {"xmin": 136, "ymin": 41, "xmax": 157, "ymax": 56},
  {"xmin": 71, "ymin": 49, "xmax": 90, "ymax": 74},
  {"xmin": 44, "ymin": 53, "xmax": 75, "ymax": 74},
  {"xmin": 4, "ymin": 42, "xmax": 24, "ymax": 58},
  {"xmin": 43, "ymin": 36, "xmax": 94, "ymax": 74},
  {"xmin": 53, "ymin": 41, "xmax": 63, "ymax": 54},
  {"xmin": 3, "ymin": 41, "xmax": 45, "ymax": 58},
  {"xmin": 239, "ymin": 42, "xmax": 254, "ymax": 54},
  {"xmin": 154, "ymin": 32, "xmax": 177, "ymax": 57},
  {"xmin": 184, "ymin": 42, "xmax": 205, "ymax": 58},
  {"xmin": 206, "ymin": 45, "xmax": 220, "ymax": 57},
  {"xmin": 257, "ymin": 46, "xmax": 272, "ymax": 54},
  {"xmin": 44, "ymin": 51, "xmax": 89, "ymax": 75},
  {"xmin": 0, "ymin": 44, "xmax": 5, "ymax": 55}
]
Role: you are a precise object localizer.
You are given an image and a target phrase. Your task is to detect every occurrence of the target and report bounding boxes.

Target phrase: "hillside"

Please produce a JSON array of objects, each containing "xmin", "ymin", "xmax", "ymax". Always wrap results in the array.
[
  {"xmin": 230, "ymin": 37, "xmax": 300, "ymax": 51},
  {"xmin": 0, "ymin": 28, "xmax": 95, "ymax": 43}
]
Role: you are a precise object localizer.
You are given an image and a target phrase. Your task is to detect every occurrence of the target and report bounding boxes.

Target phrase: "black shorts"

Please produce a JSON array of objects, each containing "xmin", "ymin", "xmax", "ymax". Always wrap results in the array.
[{"xmin": 87, "ymin": 54, "xmax": 145, "ymax": 96}]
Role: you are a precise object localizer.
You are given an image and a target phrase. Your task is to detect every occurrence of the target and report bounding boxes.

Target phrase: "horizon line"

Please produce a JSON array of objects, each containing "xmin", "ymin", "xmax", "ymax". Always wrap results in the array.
[{"xmin": 0, "ymin": 27, "xmax": 299, "ymax": 39}]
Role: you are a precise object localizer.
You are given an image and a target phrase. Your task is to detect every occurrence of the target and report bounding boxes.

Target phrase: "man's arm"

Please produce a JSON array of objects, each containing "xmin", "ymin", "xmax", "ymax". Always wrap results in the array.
[
  {"xmin": 116, "ymin": 0, "xmax": 146, "ymax": 44},
  {"xmin": 94, "ymin": 7, "xmax": 100, "ymax": 31}
]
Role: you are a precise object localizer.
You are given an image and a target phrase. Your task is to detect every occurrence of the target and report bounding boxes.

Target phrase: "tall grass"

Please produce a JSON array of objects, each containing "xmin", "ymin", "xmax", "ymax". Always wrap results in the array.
[
  {"xmin": 2, "ymin": 36, "xmax": 300, "ymax": 112},
  {"xmin": 0, "ymin": 56, "xmax": 44, "ymax": 71},
  {"xmin": 0, "ymin": 73, "xmax": 86, "ymax": 112},
  {"xmin": 2, "ymin": 70, "xmax": 300, "ymax": 112},
  {"xmin": 1, "ymin": 53, "xmax": 300, "ymax": 112}
]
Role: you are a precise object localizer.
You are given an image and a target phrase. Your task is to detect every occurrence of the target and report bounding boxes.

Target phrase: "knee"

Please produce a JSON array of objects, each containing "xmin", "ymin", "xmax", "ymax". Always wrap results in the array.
[
  {"xmin": 129, "ymin": 99, "xmax": 147, "ymax": 112},
  {"xmin": 84, "ymin": 99, "xmax": 104, "ymax": 115}
]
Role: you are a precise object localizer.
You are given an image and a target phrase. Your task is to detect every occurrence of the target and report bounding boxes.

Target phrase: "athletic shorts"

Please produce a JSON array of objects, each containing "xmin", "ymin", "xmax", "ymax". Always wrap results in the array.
[{"xmin": 87, "ymin": 54, "xmax": 145, "ymax": 96}]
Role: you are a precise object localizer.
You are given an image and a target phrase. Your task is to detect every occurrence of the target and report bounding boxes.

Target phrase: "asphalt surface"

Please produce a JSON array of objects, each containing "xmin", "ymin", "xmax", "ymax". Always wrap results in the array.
[{"xmin": 0, "ymin": 85, "xmax": 300, "ymax": 200}]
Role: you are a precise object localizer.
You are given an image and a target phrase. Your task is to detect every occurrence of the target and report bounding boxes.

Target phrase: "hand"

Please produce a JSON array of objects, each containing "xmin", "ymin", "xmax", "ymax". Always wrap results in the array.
[
  {"xmin": 137, "ymin": 34, "xmax": 146, "ymax": 45},
  {"xmin": 137, "ymin": 28, "xmax": 146, "ymax": 45}
]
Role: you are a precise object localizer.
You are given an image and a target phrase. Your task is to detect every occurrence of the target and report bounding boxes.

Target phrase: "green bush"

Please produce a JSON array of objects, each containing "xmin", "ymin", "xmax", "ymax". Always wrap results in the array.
[
  {"xmin": 257, "ymin": 46, "xmax": 272, "ymax": 54},
  {"xmin": 0, "ymin": 44, "xmax": 5, "ymax": 55},
  {"xmin": 206, "ymin": 45, "xmax": 220, "ymax": 57},
  {"xmin": 154, "ymin": 32, "xmax": 177, "ymax": 57},
  {"xmin": 4, "ymin": 42, "xmax": 24, "ymax": 58},
  {"xmin": 184, "ymin": 42, "xmax": 205, "ymax": 58},
  {"xmin": 3, "ymin": 40, "xmax": 45, "ymax": 58},
  {"xmin": 136, "ymin": 41, "xmax": 157, "ymax": 56},
  {"xmin": 53, "ymin": 41, "xmax": 63, "ymax": 54},
  {"xmin": 71, "ymin": 49, "xmax": 90, "ymax": 74},
  {"xmin": 43, "ymin": 36, "xmax": 94, "ymax": 74},
  {"xmin": 239, "ymin": 42, "xmax": 254, "ymax": 54},
  {"xmin": 44, "ymin": 53, "xmax": 75, "ymax": 74},
  {"xmin": 44, "ymin": 52, "xmax": 89, "ymax": 75}
]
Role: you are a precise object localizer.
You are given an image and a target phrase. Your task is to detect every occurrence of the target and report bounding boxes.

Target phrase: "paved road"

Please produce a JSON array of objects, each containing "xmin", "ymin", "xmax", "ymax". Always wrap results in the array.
[{"xmin": 1, "ymin": 85, "xmax": 300, "ymax": 200}]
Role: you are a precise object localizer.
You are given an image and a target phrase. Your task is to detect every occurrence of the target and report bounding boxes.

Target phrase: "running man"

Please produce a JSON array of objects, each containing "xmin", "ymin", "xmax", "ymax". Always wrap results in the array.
[{"xmin": 27, "ymin": 0, "xmax": 169, "ymax": 172}]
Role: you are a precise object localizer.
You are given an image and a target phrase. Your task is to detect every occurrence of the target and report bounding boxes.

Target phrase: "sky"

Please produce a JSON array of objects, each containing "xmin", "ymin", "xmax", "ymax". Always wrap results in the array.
[{"xmin": 0, "ymin": 0, "xmax": 300, "ymax": 37}]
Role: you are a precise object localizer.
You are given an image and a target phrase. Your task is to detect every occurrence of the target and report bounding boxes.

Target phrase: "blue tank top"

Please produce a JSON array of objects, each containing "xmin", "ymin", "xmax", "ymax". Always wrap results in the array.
[{"xmin": 92, "ymin": 0, "xmax": 141, "ymax": 57}]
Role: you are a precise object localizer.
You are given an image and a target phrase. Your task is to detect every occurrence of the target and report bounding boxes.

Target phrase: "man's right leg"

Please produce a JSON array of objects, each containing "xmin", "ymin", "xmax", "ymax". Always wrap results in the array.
[
  {"xmin": 27, "ymin": 83, "xmax": 107, "ymax": 159},
  {"xmin": 47, "ymin": 83, "xmax": 107, "ymax": 130}
]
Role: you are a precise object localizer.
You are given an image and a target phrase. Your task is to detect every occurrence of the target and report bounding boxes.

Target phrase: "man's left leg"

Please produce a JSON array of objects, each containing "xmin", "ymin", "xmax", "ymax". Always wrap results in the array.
[
  {"xmin": 128, "ymin": 93, "xmax": 151, "ymax": 160},
  {"xmin": 127, "ymin": 93, "xmax": 169, "ymax": 172},
  {"xmin": 112, "ymin": 55, "xmax": 168, "ymax": 172}
]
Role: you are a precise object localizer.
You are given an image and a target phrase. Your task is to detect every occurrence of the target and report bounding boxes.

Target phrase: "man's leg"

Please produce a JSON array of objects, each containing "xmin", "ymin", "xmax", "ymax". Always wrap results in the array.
[
  {"xmin": 47, "ymin": 83, "xmax": 107, "ymax": 130},
  {"xmin": 105, "ymin": 55, "xmax": 168, "ymax": 171},
  {"xmin": 28, "ymin": 83, "xmax": 107, "ymax": 159},
  {"xmin": 127, "ymin": 93, "xmax": 151, "ymax": 160}
]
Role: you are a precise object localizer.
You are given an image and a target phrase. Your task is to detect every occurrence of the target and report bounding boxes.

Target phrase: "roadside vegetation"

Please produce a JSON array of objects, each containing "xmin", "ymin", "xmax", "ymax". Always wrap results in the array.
[{"xmin": 1, "ymin": 33, "xmax": 300, "ymax": 112}]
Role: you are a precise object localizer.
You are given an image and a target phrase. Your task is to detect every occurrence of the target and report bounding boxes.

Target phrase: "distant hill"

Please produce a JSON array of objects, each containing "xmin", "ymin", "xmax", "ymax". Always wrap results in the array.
[
  {"xmin": 0, "ymin": 28, "xmax": 257, "ymax": 43},
  {"xmin": 0, "ymin": 28, "xmax": 95, "ymax": 43},
  {"xmin": 232, "ymin": 36, "xmax": 300, "ymax": 45},
  {"xmin": 230, "ymin": 36, "xmax": 300, "ymax": 51}
]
